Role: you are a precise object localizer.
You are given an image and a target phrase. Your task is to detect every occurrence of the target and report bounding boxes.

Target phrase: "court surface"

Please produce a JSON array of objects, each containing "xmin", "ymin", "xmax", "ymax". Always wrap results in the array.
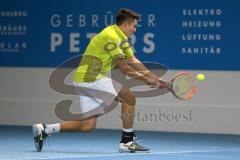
[{"xmin": 1, "ymin": 125, "xmax": 240, "ymax": 160}]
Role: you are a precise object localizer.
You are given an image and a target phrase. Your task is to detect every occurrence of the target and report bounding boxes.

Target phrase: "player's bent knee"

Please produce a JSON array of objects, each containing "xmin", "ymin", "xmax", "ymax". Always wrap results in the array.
[
  {"xmin": 119, "ymin": 88, "xmax": 136, "ymax": 106},
  {"xmin": 81, "ymin": 119, "xmax": 96, "ymax": 132}
]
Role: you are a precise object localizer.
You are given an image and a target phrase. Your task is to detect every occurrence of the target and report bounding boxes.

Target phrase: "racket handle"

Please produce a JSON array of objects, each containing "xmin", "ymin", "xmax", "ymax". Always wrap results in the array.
[{"xmin": 149, "ymin": 81, "xmax": 169, "ymax": 89}]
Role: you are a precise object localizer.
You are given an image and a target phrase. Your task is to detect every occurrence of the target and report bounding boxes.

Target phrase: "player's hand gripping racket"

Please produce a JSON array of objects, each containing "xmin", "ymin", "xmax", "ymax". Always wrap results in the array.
[{"xmin": 156, "ymin": 72, "xmax": 196, "ymax": 100}]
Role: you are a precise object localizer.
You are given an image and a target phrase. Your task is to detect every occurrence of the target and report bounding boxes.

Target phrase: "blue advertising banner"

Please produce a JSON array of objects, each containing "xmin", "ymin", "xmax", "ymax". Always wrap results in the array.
[{"xmin": 0, "ymin": 0, "xmax": 240, "ymax": 70}]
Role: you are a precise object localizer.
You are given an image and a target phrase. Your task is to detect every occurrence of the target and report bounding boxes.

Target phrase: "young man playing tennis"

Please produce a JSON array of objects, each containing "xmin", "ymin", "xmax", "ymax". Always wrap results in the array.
[{"xmin": 33, "ymin": 8, "xmax": 165, "ymax": 153}]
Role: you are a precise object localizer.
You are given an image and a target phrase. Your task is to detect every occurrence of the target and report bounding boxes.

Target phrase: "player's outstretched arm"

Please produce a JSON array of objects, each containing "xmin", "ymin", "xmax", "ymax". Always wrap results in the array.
[
  {"xmin": 126, "ymin": 55, "xmax": 165, "ymax": 88},
  {"xmin": 115, "ymin": 58, "xmax": 157, "ymax": 86}
]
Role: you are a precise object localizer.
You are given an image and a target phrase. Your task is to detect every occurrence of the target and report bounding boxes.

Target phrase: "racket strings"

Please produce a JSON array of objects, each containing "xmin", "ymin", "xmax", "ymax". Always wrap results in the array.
[{"xmin": 173, "ymin": 75, "xmax": 195, "ymax": 99}]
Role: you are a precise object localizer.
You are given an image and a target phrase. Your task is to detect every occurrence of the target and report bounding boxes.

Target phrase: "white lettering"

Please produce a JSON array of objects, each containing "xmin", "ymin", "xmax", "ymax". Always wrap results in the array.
[
  {"xmin": 79, "ymin": 15, "xmax": 86, "ymax": 27},
  {"xmin": 143, "ymin": 33, "xmax": 155, "ymax": 54},
  {"xmin": 67, "ymin": 14, "xmax": 73, "ymax": 27},
  {"xmin": 51, "ymin": 14, "xmax": 61, "ymax": 27},
  {"xmin": 92, "ymin": 15, "xmax": 99, "ymax": 27},
  {"xmin": 70, "ymin": 33, "xmax": 80, "ymax": 52},
  {"xmin": 51, "ymin": 33, "xmax": 63, "ymax": 52},
  {"xmin": 148, "ymin": 14, "xmax": 155, "ymax": 27}
]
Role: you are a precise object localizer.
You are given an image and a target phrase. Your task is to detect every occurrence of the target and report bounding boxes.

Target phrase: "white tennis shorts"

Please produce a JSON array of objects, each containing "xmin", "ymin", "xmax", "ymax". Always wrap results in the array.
[{"xmin": 73, "ymin": 77, "xmax": 122, "ymax": 117}]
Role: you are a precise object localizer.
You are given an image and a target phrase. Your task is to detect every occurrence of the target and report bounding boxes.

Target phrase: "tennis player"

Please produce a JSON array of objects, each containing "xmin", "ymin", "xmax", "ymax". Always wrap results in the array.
[{"xmin": 32, "ymin": 8, "xmax": 165, "ymax": 153}]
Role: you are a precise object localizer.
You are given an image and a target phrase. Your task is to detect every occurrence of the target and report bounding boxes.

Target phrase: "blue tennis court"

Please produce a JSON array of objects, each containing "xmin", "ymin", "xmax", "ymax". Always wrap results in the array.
[{"xmin": 1, "ymin": 125, "xmax": 240, "ymax": 160}]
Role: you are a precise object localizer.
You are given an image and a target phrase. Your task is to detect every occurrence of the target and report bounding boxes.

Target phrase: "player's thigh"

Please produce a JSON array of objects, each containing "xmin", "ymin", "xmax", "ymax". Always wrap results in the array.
[{"xmin": 118, "ymin": 87, "xmax": 136, "ymax": 106}]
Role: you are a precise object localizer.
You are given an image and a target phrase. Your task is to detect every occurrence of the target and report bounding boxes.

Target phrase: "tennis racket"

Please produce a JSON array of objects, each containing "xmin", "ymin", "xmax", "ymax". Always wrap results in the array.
[{"xmin": 158, "ymin": 72, "xmax": 196, "ymax": 100}]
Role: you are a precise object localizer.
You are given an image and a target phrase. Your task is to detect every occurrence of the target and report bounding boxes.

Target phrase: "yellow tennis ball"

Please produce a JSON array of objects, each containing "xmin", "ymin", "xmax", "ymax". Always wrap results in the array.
[{"xmin": 197, "ymin": 74, "xmax": 205, "ymax": 81}]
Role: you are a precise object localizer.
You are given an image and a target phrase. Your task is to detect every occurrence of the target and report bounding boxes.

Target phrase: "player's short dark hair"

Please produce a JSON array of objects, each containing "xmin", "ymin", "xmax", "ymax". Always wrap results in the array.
[{"xmin": 116, "ymin": 8, "xmax": 140, "ymax": 26}]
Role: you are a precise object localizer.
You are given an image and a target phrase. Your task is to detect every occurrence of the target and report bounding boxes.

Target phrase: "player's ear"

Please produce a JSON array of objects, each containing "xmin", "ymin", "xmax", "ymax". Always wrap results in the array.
[{"xmin": 122, "ymin": 21, "xmax": 129, "ymax": 27}]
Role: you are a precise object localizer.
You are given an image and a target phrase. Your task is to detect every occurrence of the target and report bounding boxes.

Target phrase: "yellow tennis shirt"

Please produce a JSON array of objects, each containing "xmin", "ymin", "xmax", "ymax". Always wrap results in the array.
[{"xmin": 73, "ymin": 24, "xmax": 134, "ymax": 83}]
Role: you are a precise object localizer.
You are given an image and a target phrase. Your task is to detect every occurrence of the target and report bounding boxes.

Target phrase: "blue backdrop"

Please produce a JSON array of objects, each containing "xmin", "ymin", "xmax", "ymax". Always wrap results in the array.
[{"xmin": 0, "ymin": 0, "xmax": 240, "ymax": 70}]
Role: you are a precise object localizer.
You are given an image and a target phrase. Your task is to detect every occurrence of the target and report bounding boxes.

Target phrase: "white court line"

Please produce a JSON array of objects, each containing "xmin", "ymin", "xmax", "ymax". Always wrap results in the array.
[{"xmin": 22, "ymin": 149, "xmax": 240, "ymax": 160}]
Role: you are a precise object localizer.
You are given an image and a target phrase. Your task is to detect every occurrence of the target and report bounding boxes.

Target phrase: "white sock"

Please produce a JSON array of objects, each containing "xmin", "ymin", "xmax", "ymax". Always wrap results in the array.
[
  {"xmin": 123, "ymin": 128, "xmax": 134, "ymax": 132},
  {"xmin": 45, "ymin": 123, "xmax": 60, "ymax": 134}
]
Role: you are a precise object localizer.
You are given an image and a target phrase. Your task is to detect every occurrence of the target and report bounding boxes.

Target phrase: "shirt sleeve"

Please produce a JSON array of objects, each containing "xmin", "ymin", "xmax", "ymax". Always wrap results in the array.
[{"xmin": 123, "ymin": 42, "xmax": 134, "ymax": 58}]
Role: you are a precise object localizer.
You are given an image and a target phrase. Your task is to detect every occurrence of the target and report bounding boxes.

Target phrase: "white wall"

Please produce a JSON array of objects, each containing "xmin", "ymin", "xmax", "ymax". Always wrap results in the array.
[{"xmin": 0, "ymin": 67, "xmax": 240, "ymax": 134}]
